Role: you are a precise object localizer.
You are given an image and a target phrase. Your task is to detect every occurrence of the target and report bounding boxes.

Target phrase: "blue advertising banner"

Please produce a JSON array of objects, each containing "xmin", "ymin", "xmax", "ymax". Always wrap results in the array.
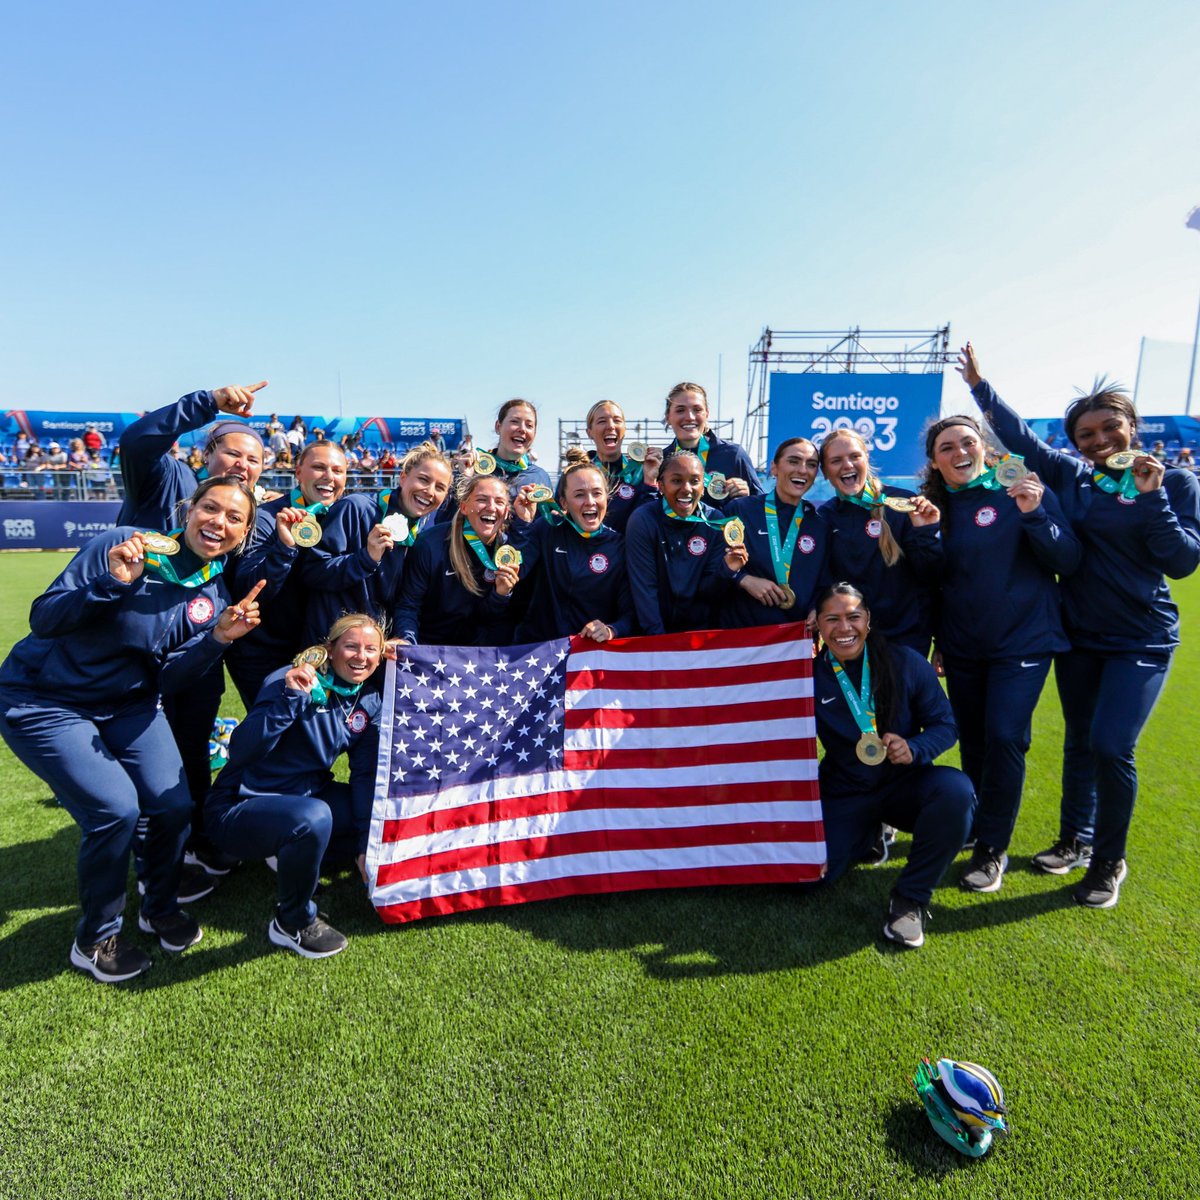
[
  {"xmin": 0, "ymin": 501, "xmax": 123, "ymax": 550},
  {"xmin": 767, "ymin": 372, "xmax": 943, "ymax": 479},
  {"xmin": 1, "ymin": 410, "xmax": 464, "ymax": 451},
  {"xmin": 1029, "ymin": 415, "xmax": 1200, "ymax": 448}
]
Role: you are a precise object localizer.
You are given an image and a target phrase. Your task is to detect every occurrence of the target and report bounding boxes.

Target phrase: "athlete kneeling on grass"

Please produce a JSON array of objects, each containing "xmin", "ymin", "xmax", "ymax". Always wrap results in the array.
[
  {"xmin": 811, "ymin": 584, "xmax": 977, "ymax": 948},
  {"xmin": 205, "ymin": 614, "xmax": 387, "ymax": 959}
]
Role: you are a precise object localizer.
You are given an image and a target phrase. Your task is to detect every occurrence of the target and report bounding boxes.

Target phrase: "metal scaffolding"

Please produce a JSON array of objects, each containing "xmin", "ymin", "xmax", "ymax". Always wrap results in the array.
[
  {"xmin": 557, "ymin": 417, "xmax": 736, "ymax": 469},
  {"xmin": 742, "ymin": 326, "xmax": 953, "ymax": 471}
]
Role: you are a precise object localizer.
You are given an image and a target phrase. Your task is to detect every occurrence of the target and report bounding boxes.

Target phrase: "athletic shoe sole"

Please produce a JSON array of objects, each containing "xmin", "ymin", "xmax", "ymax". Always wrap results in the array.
[
  {"xmin": 69, "ymin": 942, "xmax": 151, "ymax": 983},
  {"xmin": 882, "ymin": 922, "xmax": 924, "ymax": 949},
  {"xmin": 1075, "ymin": 860, "xmax": 1128, "ymax": 909},
  {"xmin": 185, "ymin": 850, "xmax": 234, "ymax": 877},
  {"xmin": 137, "ymin": 914, "xmax": 204, "ymax": 953},
  {"xmin": 1032, "ymin": 856, "xmax": 1092, "ymax": 876},
  {"xmin": 960, "ymin": 854, "xmax": 1008, "ymax": 894},
  {"xmin": 267, "ymin": 918, "xmax": 347, "ymax": 960}
]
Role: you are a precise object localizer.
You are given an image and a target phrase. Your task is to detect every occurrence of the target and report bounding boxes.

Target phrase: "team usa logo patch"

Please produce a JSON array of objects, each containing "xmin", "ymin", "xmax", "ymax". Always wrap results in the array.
[
  {"xmin": 975, "ymin": 506, "xmax": 998, "ymax": 527},
  {"xmin": 187, "ymin": 596, "xmax": 215, "ymax": 624},
  {"xmin": 347, "ymin": 709, "xmax": 369, "ymax": 734},
  {"xmin": 617, "ymin": 483, "xmax": 635, "ymax": 500},
  {"xmin": 483, "ymin": 568, "xmax": 497, "ymax": 582},
  {"xmin": 1117, "ymin": 495, "xmax": 1137, "ymax": 506},
  {"xmin": 588, "ymin": 553, "xmax": 610, "ymax": 574},
  {"xmin": 687, "ymin": 535, "xmax": 708, "ymax": 556},
  {"xmin": 799, "ymin": 534, "xmax": 816, "ymax": 555},
  {"xmin": 865, "ymin": 519, "xmax": 882, "ymax": 539}
]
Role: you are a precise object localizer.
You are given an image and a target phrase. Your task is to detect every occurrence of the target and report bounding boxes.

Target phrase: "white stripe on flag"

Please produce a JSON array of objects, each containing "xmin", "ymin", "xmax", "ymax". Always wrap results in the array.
[
  {"xmin": 566, "ymin": 678, "xmax": 809, "ymax": 711},
  {"xmin": 567, "ymin": 638, "xmax": 808, "ymax": 673},
  {"xmin": 564, "ymin": 715, "xmax": 808, "ymax": 751}
]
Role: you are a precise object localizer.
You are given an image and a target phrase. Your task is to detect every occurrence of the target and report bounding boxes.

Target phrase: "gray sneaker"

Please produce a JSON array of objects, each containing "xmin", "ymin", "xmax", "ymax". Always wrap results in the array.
[
  {"xmin": 268, "ymin": 913, "xmax": 348, "ymax": 959},
  {"xmin": 1073, "ymin": 858, "xmax": 1127, "ymax": 909},
  {"xmin": 70, "ymin": 933, "xmax": 152, "ymax": 983},
  {"xmin": 882, "ymin": 894, "xmax": 926, "ymax": 948},
  {"xmin": 1032, "ymin": 836, "xmax": 1093, "ymax": 875},
  {"xmin": 960, "ymin": 845, "xmax": 1008, "ymax": 893}
]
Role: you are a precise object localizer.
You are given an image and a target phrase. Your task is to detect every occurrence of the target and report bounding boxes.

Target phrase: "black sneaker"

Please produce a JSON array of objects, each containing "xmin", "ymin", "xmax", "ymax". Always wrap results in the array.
[
  {"xmin": 138, "ymin": 909, "xmax": 203, "ymax": 952},
  {"xmin": 960, "ymin": 844, "xmax": 1008, "ymax": 893},
  {"xmin": 268, "ymin": 913, "xmax": 348, "ymax": 960},
  {"xmin": 1031, "ymin": 836, "xmax": 1093, "ymax": 875},
  {"xmin": 185, "ymin": 846, "xmax": 240, "ymax": 876},
  {"xmin": 137, "ymin": 863, "xmax": 216, "ymax": 904},
  {"xmin": 861, "ymin": 824, "xmax": 896, "ymax": 868},
  {"xmin": 1073, "ymin": 858, "xmax": 1128, "ymax": 909},
  {"xmin": 882, "ymin": 893, "xmax": 926, "ymax": 948},
  {"xmin": 70, "ymin": 933, "xmax": 152, "ymax": 983}
]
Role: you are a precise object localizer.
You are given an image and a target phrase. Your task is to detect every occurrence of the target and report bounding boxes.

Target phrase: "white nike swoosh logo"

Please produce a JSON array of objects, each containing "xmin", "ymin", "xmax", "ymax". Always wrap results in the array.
[
  {"xmin": 444, "ymin": 569, "xmax": 457, "ymax": 576},
  {"xmin": 1136, "ymin": 660, "xmax": 1159, "ymax": 668},
  {"xmin": 554, "ymin": 547, "xmax": 569, "ymax": 554},
  {"xmin": 1020, "ymin": 661, "xmax": 1040, "ymax": 668},
  {"xmin": 820, "ymin": 696, "xmax": 836, "ymax": 705},
  {"xmin": 756, "ymin": 529, "xmax": 768, "ymax": 535}
]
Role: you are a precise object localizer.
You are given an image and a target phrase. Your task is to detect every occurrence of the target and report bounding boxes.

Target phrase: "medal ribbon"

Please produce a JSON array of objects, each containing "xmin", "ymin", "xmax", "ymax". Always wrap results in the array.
[
  {"xmin": 843, "ymin": 481, "xmax": 888, "ymax": 511},
  {"xmin": 289, "ymin": 487, "xmax": 329, "ymax": 516},
  {"xmin": 764, "ymin": 498, "xmax": 803, "ymax": 585},
  {"xmin": 669, "ymin": 434, "xmax": 714, "ymax": 486},
  {"xmin": 830, "ymin": 647, "xmax": 877, "ymax": 736},
  {"xmin": 377, "ymin": 490, "xmax": 417, "ymax": 545},
  {"xmin": 143, "ymin": 529, "xmax": 224, "ymax": 589},
  {"xmin": 597, "ymin": 454, "xmax": 643, "ymax": 486},
  {"xmin": 491, "ymin": 451, "xmax": 530, "ymax": 474},
  {"xmin": 659, "ymin": 497, "xmax": 734, "ymax": 534},
  {"xmin": 310, "ymin": 670, "xmax": 364, "ymax": 707},
  {"xmin": 1092, "ymin": 469, "xmax": 1140, "ymax": 500},
  {"xmin": 944, "ymin": 454, "xmax": 1023, "ymax": 493},
  {"xmin": 462, "ymin": 529, "xmax": 499, "ymax": 571}
]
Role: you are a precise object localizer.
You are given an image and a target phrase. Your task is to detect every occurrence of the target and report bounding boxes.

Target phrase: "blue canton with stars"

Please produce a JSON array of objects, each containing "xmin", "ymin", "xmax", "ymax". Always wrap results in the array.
[{"xmin": 388, "ymin": 639, "xmax": 573, "ymax": 793}]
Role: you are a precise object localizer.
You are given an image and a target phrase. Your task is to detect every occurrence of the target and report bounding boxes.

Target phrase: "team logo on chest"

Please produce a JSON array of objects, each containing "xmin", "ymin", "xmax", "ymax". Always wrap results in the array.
[
  {"xmin": 1117, "ymin": 495, "xmax": 1137, "ymax": 506},
  {"xmin": 483, "ymin": 568, "xmax": 497, "ymax": 582},
  {"xmin": 975, "ymin": 506, "xmax": 998, "ymax": 527},
  {"xmin": 799, "ymin": 534, "xmax": 816, "ymax": 554},
  {"xmin": 687, "ymin": 535, "xmax": 707, "ymax": 556},
  {"xmin": 865, "ymin": 519, "xmax": 882, "ymax": 539},
  {"xmin": 617, "ymin": 483, "xmax": 635, "ymax": 500},
  {"xmin": 588, "ymin": 552, "xmax": 610, "ymax": 574},
  {"xmin": 187, "ymin": 596, "xmax": 215, "ymax": 624},
  {"xmin": 347, "ymin": 709, "xmax": 368, "ymax": 733}
]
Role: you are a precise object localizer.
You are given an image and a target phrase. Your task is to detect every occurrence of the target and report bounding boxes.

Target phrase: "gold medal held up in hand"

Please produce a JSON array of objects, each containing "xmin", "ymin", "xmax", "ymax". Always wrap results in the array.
[
  {"xmin": 707, "ymin": 472, "xmax": 728, "ymax": 500},
  {"xmin": 778, "ymin": 584, "xmax": 796, "ymax": 611},
  {"xmin": 856, "ymin": 731, "xmax": 886, "ymax": 766},
  {"xmin": 723, "ymin": 518, "xmax": 745, "ymax": 547},
  {"xmin": 527, "ymin": 484, "xmax": 554, "ymax": 503},
  {"xmin": 627, "ymin": 441, "xmax": 648, "ymax": 462},
  {"xmin": 141, "ymin": 532, "xmax": 180, "ymax": 556},
  {"xmin": 494, "ymin": 544, "xmax": 522, "ymax": 570},
  {"xmin": 291, "ymin": 515, "xmax": 323, "ymax": 548},
  {"xmin": 293, "ymin": 645, "xmax": 329, "ymax": 669},
  {"xmin": 1105, "ymin": 450, "xmax": 1139, "ymax": 471},
  {"xmin": 883, "ymin": 496, "xmax": 917, "ymax": 513},
  {"xmin": 993, "ymin": 458, "xmax": 1029, "ymax": 488},
  {"xmin": 474, "ymin": 451, "xmax": 497, "ymax": 476}
]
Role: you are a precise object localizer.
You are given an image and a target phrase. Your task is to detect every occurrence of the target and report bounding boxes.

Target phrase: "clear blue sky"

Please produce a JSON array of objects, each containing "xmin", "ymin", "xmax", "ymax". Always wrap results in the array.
[{"xmin": 3, "ymin": 1, "xmax": 1198, "ymax": 450}]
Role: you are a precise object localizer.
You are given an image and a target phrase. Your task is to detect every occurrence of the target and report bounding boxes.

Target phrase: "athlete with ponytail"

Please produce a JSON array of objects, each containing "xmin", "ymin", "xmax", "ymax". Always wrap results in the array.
[
  {"xmin": 660, "ymin": 382, "xmax": 763, "ymax": 505},
  {"xmin": 583, "ymin": 400, "xmax": 659, "ymax": 532}
]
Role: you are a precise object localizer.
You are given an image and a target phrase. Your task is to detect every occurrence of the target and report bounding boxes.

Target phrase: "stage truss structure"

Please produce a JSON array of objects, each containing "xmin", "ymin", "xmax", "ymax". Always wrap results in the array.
[
  {"xmin": 557, "ymin": 417, "xmax": 736, "ymax": 470},
  {"xmin": 742, "ymin": 327, "xmax": 953, "ymax": 470}
]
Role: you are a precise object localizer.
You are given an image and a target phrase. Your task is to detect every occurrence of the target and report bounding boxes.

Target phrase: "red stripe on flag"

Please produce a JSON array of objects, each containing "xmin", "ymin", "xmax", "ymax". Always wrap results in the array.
[
  {"xmin": 568, "ymin": 624, "xmax": 808, "ymax": 656},
  {"xmin": 375, "ymin": 861, "xmax": 825, "ymax": 924},
  {"xmin": 376, "ymin": 820, "xmax": 824, "ymax": 887},
  {"xmin": 565, "ymin": 695, "xmax": 813, "ymax": 730},
  {"xmin": 566, "ymin": 657, "xmax": 803, "ymax": 692},
  {"xmin": 562, "ymin": 737, "xmax": 817, "ymax": 772},
  {"xmin": 380, "ymin": 781, "xmax": 821, "ymax": 844}
]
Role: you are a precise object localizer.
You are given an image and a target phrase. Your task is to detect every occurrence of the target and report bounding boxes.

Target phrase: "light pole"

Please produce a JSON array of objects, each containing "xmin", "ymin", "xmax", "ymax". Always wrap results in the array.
[{"xmin": 1186, "ymin": 205, "xmax": 1200, "ymax": 416}]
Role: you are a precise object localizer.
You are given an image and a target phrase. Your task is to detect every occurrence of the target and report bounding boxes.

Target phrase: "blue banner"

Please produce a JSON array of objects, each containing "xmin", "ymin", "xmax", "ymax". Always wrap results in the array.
[
  {"xmin": 768, "ymin": 372, "xmax": 943, "ymax": 479},
  {"xmin": 0, "ymin": 501, "xmax": 123, "ymax": 550},
  {"xmin": 1028, "ymin": 415, "xmax": 1200, "ymax": 448},
  {"xmin": 1, "ymin": 410, "xmax": 464, "ymax": 452}
]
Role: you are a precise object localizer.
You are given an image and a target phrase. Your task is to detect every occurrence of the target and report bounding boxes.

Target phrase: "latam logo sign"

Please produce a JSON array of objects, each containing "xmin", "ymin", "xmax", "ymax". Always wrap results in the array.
[{"xmin": 0, "ymin": 502, "xmax": 122, "ymax": 549}]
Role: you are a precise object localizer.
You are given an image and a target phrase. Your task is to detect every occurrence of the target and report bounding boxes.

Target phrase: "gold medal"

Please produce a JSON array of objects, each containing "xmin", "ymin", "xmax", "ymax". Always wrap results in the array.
[
  {"xmin": 292, "ymin": 645, "xmax": 329, "ymax": 669},
  {"xmin": 993, "ymin": 458, "xmax": 1029, "ymax": 488},
  {"xmin": 494, "ymin": 544, "xmax": 522, "ymax": 570},
  {"xmin": 291, "ymin": 515, "xmax": 323, "ymax": 548},
  {"xmin": 778, "ymin": 584, "xmax": 796, "ymax": 611},
  {"xmin": 627, "ymin": 441, "xmax": 648, "ymax": 462},
  {"xmin": 856, "ymin": 732, "xmax": 886, "ymax": 767},
  {"xmin": 723, "ymin": 518, "xmax": 745, "ymax": 547},
  {"xmin": 527, "ymin": 484, "xmax": 554, "ymax": 503},
  {"xmin": 474, "ymin": 451, "xmax": 497, "ymax": 476},
  {"xmin": 141, "ymin": 532, "xmax": 180, "ymax": 556},
  {"xmin": 1105, "ymin": 450, "xmax": 1139, "ymax": 471},
  {"xmin": 707, "ymin": 472, "xmax": 728, "ymax": 500},
  {"xmin": 883, "ymin": 496, "xmax": 917, "ymax": 513}
]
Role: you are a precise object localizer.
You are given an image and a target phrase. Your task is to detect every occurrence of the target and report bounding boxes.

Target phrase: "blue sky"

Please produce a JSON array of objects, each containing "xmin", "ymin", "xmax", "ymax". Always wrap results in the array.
[{"xmin": 3, "ymin": 1, "xmax": 1198, "ymax": 452}]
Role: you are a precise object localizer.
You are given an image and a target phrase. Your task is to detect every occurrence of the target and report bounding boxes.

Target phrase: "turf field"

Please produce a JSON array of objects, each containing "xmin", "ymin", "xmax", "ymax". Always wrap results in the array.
[{"xmin": 0, "ymin": 551, "xmax": 1197, "ymax": 1199}]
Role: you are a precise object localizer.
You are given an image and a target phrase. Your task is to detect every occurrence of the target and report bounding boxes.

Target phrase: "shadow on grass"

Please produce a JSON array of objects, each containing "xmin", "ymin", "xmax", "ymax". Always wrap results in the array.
[{"xmin": 882, "ymin": 1100, "xmax": 990, "ymax": 1178}]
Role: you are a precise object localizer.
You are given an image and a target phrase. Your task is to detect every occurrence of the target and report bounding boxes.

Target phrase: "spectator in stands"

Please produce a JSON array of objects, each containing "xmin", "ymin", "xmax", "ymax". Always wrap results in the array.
[
  {"xmin": 85, "ymin": 450, "xmax": 114, "ymax": 499},
  {"xmin": 84, "ymin": 424, "xmax": 106, "ymax": 453},
  {"xmin": 15, "ymin": 432, "xmax": 30, "ymax": 459},
  {"xmin": 1151, "ymin": 440, "xmax": 1167, "ymax": 462},
  {"xmin": 1175, "ymin": 447, "xmax": 1196, "ymax": 470},
  {"xmin": 186, "ymin": 445, "xmax": 204, "ymax": 472},
  {"xmin": 378, "ymin": 448, "xmax": 398, "ymax": 471},
  {"xmin": 67, "ymin": 439, "xmax": 89, "ymax": 469},
  {"xmin": 358, "ymin": 445, "xmax": 378, "ymax": 476},
  {"xmin": 430, "ymin": 429, "xmax": 447, "ymax": 454},
  {"xmin": 265, "ymin": 413, "xmax": 284, "ymax": 438},
  {"xmin": 274, "ymin": 446, "xmax": 293, "ymax": 470},
  {"xmin": 268, "ymin": 425, "xmax": 289, "ymax": 458},
  {"xmin": 312, "ymin": 428, "xmax": 326, "ymax": 445},
  {"xmin": 40, "ymin": 442, "xmax": 68, "ymax": 470}
]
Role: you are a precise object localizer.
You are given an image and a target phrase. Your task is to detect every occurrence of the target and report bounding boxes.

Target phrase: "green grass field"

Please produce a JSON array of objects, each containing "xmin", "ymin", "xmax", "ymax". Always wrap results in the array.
[{"xmin": 1, "ymin": 552, "xmax": 1197, "ymax": 1199}]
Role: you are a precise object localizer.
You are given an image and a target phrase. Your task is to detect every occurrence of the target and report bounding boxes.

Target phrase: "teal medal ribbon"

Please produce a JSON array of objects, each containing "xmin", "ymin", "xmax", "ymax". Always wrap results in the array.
[
  {"xmin": 944, "ymin": 456, "xmax": 1026, "ymax": 493},
  {"xmin": 1092, "ymin": 469, "xmax": 1139, "ymax": 500},
  {"xmin": 669, "ymin": 434, "xmax": 712, "ymax": 485},
  {"xmin": 289, "ymin": 487, "xmax": 329, "ymax": 516},
  {"xmin": 143, "ymin": 529, "xmax": 224, "ymax": 590},
  {"xmin": 462, "ymin": 529, "xmax": 499, "ymax": 571},
  {"xmin": 764, "ymin": 496, "xmax": 803, "ymax": 585},
  {"xmin": 491, "ymin": 451, "xmax": 530, "ymax": 475},
  {"xmin": 597, "ymin": 454, "xmax": 643, "ymax": 486},
  {"xmin": 377, "ymin": 490, "xmax": 417, "ymax": 545},
  {"xmin": 659, "ymin": 497, "xmax": 732, "ymax": 534},
  {"xmin": 537, "ymin": 498, "xmax": 605, "ymax": 539},
  {"xmin": 310, "ymin": 670, "xmax": 363, "ymax": 707},
  {"xmin": 830, "ymin": 647, "xmax": 877, "ymax": 736},
  {"xmin": 843, "ymin": 482, "xmax": 888, "ymax": 511}
]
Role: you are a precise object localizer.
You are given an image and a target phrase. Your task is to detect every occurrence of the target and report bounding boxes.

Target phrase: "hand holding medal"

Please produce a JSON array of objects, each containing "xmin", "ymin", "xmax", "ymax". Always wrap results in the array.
[
  {"xmin": 367, "ymin": 522, "xmax": 396, "ymax": 562},
  {"xmin": 1005, "ymin": 469, "xmax": 1045, "ymax": 514},
  {"xmin": 108, "ymin": 533, "xmax": 151, "ymax": 584},
  {"xmin": 512, "ymin": 484, "xmax": 541, "ymax": 524},
  {"xmin": 492, "ymin": 543, "xmax": 522, "ymax": 596},
  {"xmin": 285, "ymin": 661, "xmax": 320, "ymax": 694},
  {"xmin": 277, "ymin": 507, "xmax": 320, "ymax": 549},
  {"xmin": 722, "ymin": 518, "xmax": 749, "ymax": 572},
  {"xmin": 1106, "ymin": 449, "xmax": 1165, "ymax": 494}
]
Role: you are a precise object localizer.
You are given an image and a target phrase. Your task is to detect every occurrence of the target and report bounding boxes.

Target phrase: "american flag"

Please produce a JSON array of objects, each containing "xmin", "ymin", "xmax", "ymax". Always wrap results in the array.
[{"xmin": 366, "ymin": 623, "xmax": 824, "ymax": 924}]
